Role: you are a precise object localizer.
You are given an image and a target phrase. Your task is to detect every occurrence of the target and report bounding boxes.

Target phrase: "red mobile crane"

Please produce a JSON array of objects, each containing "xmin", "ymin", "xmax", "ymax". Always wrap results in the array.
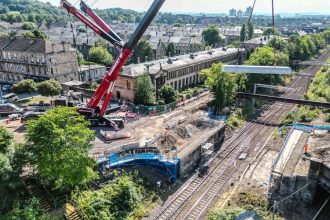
[{"xmin": 60, "ymin": 0, "xmax": 165, "ymax": 130}]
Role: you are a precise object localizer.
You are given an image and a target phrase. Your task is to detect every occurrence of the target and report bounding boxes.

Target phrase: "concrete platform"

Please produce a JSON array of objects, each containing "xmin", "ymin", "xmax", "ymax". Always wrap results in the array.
[{"xmin": 273, "ymin": 129, "xmax": 304, "ymax": 174}]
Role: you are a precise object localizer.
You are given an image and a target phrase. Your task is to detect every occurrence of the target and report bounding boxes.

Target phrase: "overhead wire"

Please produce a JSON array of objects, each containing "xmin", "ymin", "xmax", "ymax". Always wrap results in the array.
[
  {"xmin": 268, "ymin": 183, "xmax": 310, "ymax": 212},
  {"xmin": 313, "ymin": 197, "xmax": 330, "ymax": 220}
]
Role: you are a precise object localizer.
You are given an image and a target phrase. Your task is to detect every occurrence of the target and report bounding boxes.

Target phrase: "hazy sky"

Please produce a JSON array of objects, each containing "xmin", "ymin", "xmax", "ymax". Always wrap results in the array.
[{"xmin": 44, "ymin": 0, "xmax": 330, "ymax": 14}]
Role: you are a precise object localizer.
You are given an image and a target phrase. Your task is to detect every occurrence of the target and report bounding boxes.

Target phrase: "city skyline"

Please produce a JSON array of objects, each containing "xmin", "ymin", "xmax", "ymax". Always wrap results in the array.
[{"xmin": 43, "ymin": 0, "xmax": 330, "ymax": 15}]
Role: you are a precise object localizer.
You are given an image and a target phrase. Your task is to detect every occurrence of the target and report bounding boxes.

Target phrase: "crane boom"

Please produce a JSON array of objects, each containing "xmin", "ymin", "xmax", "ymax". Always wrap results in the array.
[{"xmin": 60, "ymin": 0, "xmax": 165, "ymax": 116}]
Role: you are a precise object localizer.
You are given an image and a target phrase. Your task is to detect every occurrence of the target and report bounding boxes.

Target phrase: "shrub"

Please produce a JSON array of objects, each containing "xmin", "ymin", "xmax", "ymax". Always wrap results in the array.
[
  {"xmin": 325, "ymin": 113, "xmax": 330, "ymax": 122},
  {"xmin": 73, "ymin": 174, "xmax": 152, "ymax": 220},
  {"xmin": 208, "ymin": 208, "xmax": 243, "ymax": 220}
]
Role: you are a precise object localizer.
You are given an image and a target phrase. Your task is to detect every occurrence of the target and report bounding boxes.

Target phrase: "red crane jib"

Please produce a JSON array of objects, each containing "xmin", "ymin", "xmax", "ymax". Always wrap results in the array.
[
  {"xmin": 89, "ymin": 48, "xmax": 132, "ymax": 114},
  {"xmin": 60, "ymin": 0, "xmax": 165, "ymax": 116}
]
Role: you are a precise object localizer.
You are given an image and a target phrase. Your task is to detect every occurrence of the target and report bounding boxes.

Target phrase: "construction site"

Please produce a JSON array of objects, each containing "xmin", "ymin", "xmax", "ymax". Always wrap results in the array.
[
  {"xmin": 1, "ymin": 0, "xmax": 330, "ymax": 219},
  {"xmin": 91, "ymin": 92, "xmax": 226, "ymax": 179}
]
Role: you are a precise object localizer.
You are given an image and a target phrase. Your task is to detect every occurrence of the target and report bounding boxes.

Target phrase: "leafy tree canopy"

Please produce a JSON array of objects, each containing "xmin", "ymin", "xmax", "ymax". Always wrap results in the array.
[
  {"xmin": 240, "ymin": 24, "xmax": 247, "ymax": 42},
  {"xmin": 21, "ymin": 29, "xmax": 47, "ymax": 39},
  {"xmin": 201, "ymin": 64, "xmax": 241, "ymax": 113},
  {"xmin": 73, "ymin": 174, "xmax": 148, "ymax": 220},
  {"xmin": 0, "ymin": 0, "xmax": 65, "ymax": 25},
  {"xmin": 131, "ymin": 39, "xmax": 154, "ymax": 64},
  {"xmin": 166, "ymin": 42, "xmax": 175, "ymax": 57},
  {"xmin": 89, "ymin": 46, "xmax": 113, "ymax": 66},
  {"xmin": 245, "ymin": 46, "xmax": 289, "ymax": 67},
  {"xmin": 25, "ymin": 107, "xmax": 97, "ymax": 190},
  {"xmin": 0, "ymin": 127, "xmax": 25, "ymax": 214},
  {"xmin": 37, "ymin": 79, "xmax": 62, "ymax": 97},
  {"xmin": 245, "ymin": 46, "xmax": 289, "ymax": 90},
  {"xmin": 159, "ymin": 85, "xmax": 178, "ymax": 104},
  {"xmin": 12, "ymin": 79, "xmax": 37, "ymax": 94},
  {"xmin": 3, "ymin": 197, "xmax": 57, "ymax": 220},
  {"xmin": 22, "ymin": 21, "xmax": 37, "ymax": 30},
  {"xmin": 202, "ymin": 25, "xmax": 223, "ymax": 47},
  {"xmin": 247, "ymin": 23, "xmax": 254, "ymax": 40},
  {"xmin": 135, "ymin": 73, "xmax": 155, "ymax": 105}
]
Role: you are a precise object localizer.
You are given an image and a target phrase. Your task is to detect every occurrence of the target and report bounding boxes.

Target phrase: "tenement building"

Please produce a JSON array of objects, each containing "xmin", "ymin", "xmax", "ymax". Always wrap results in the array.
[
  {"xmin": 113, "ymin": 47, "xmax": 246, "ymax": 102},
  {"xmin": 0, "ymin": 36, "xmax": 79, "ymax": 83}
]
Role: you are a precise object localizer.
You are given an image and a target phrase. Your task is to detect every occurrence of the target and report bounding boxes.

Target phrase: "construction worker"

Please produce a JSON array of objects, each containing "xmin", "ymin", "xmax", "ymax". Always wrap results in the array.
[{"xmin": 303, "ymin": 144, "xmax": 309, "ymax": 155}]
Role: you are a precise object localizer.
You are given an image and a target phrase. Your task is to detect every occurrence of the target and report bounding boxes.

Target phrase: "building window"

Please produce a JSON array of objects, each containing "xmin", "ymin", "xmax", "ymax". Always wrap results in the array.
[
  {"xmin": 51, "ymin": 68, "xmax": 54, "ymax": 75},
  {"xmin": 127, "ymin": 80, "xmax": 131, "ymax": 89}
]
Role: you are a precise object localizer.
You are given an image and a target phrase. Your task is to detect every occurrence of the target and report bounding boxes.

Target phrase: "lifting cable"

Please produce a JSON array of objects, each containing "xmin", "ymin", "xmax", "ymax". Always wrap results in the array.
[
  {"xmin": 271, "ymin": 0, "xmax": 277, "ymax": 66},
  {"xmin": 245, "ymin": 0, "xmax": 278, "ymax": 67}
]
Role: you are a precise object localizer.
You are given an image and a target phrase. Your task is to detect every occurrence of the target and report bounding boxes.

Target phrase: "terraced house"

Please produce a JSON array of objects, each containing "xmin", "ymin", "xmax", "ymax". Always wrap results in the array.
[{"xmin": 0, "ymin": 36, "xmax": 79, "ymax": 83}]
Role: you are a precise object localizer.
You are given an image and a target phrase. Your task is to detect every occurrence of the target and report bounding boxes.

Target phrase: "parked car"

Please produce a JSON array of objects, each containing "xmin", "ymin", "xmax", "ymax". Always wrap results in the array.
[
  {"xmin": 21, "ymin": 111, "xmax": 44, "ymax": 124},
  {"xmin": 2, "ymin": 85, "xmax": 12, "ymax": 92},
  {"xmin": 1, "ymin": 93, "xmax": 19, "ymax": 103},
  {"xmin": 0, "ymin": 103, "xmax": 23, "ymax": 116}
]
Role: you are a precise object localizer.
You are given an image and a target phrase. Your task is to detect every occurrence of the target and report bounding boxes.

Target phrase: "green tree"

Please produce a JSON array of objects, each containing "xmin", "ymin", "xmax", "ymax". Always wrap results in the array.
[
  {"xmin": 312, "ymin": 34, "xmax": 326, "ymax": 50},
  {"xmin": 12, "ymin": 79, "xmax": 37, "ymax": 94},
  {"xmin": 268, "ymin": 36, "xmax": 288, "ymax": 52},
  {"xmin": 202, "ymin": 25, "xmax": 222, "ymax": 47},
  {"xmin": 27, "ymin": 14, "xmax": 36, "ymax": 23},
  {"xmin": 321, "ymin": 30, "xmax": 330, "ymax": 44},
  {"xmin": 135, "ymin": 73, "xmax": 155, "ymax": 105},
  {"xmin": 89, "ymin": 46, "xmax": 113, "ymax": 66},
  {"xmin": 3, "ymin": 197, "xmax": 56, "ymax": 219},
  {"xmin": 246, "ymin": 46, "xmax": 289, "ymax": 66},
  {"xmin": 240, "ymin": 24, "xmax": 247, "ymax": 42},
  {"xmin": 131, "ymin": 39, "xmax": 154, "ymax": 64},
  {"xmin": 159, "ymin": 85, "xmax": 177, "ymax": 104},
  {"xmin": 263, "ymin": 27, "xmax": 275, "ymax": 36},
  {"xmin": 208, "ymin": 208, "xmax": 243, "ymax": 220},
  {"xmin": 45, "ymin": 17, "xmax": 55, "ymax": 29},
  {"xmin": 0, "ymin": 127, "xmax": 24, "ymax": 214},
  {"xmin": 1, "ymin": 11, "xmax": 25, "ymax": 23},
  {"xmin": 22, "ymin": 22, "xmax": 37, "ymax": 30},
  {"xmin": 166, "ymin": 42, "xmax": 175, "ymax": 57},
  {"xmin": 21, "ymin": 29, "xmax": 47, "ymax": 39},
  {"xmin": 201, "ymin": 64, "xmax": 238, "ymax": 113},
  {"xmin": 37, "ymin": 80, "xmax": 62, "ymax": 97},
  {"xmin": 25, "ymin": 107, "xmax": 97, "ymax": 190},
  {"xmin": 247, "ymin": 23, "xmax": 254, "ymax": 40},
  {"xmin": 73, "ymin": 174, "xmax": 146, "ymax": 220},
  {"xmin": 245, "ymin": 46, "xmax": 289, "ymax": 90}
]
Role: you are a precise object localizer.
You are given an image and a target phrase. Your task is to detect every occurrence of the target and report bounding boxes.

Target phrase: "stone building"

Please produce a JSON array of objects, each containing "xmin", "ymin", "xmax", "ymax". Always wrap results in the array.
[
  {"xmin": 0, "ymin": 36, "xmax": 79, "ymax": 83},
  {"xmin": 112, "ymin": 47, "xmax": 246, "ymax": 102},
  {"xmin": 78, "ymin": 64, "xmax": 107, "ymax": 82}
]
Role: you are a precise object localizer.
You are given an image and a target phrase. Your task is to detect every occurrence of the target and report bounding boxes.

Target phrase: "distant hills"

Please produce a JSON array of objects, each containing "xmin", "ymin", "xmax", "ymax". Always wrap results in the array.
[{"xmin": 0, "ymin": 0, "xmax": 143, "ymax": 27}]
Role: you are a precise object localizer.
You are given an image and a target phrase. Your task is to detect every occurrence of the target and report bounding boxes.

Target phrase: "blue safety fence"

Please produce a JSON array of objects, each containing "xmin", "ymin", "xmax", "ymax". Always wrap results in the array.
[
  {"xmin": 97, "ymin": 153, "xmax": 179, "ymax": 182},
  {"xmin": 208, "ymin": 113, "xmax": 227, "ymax": 122},
  {"xmin": 208, "ymin": 108, "xmax": 227, "ymax": 121},
  {"xmin": 291, "ymin": 123, "xmax": 330, "ymax": 133}
]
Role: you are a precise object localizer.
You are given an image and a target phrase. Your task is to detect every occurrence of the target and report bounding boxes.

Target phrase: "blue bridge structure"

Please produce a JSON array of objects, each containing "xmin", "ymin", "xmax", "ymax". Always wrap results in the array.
[{"xmin": 97, "ymin": 151, "xmax": 179, "ymax": 182}]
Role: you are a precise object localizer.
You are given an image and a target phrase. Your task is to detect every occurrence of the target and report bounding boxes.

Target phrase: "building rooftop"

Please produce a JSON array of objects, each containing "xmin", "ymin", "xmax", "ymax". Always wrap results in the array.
[
  {"xmin": 243, "ymin": 35, "xmax": 274, "ymax": 45},
  {"xmin": 0, "ymin": 36, "xmax": 75, "ymax": 53},
  {"xmin": 80, "ymin": 64, "xmax": 106, "ymax": 71},
  {"xmin": 121, "ymin": 47, "xmax": 242, "ymax": 78}
]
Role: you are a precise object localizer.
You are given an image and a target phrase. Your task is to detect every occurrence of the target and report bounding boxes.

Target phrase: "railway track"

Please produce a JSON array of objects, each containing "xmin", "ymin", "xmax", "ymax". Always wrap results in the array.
[{"xmin": 152, "ymin": 48, "xmax": 330, "ymax": 220}]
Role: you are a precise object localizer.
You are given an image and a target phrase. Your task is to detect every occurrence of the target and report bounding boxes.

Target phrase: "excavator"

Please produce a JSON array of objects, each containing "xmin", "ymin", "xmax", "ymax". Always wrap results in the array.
[{"xmin": 60, "ymin": 0, "xmax": 165, "ymax": 130}]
